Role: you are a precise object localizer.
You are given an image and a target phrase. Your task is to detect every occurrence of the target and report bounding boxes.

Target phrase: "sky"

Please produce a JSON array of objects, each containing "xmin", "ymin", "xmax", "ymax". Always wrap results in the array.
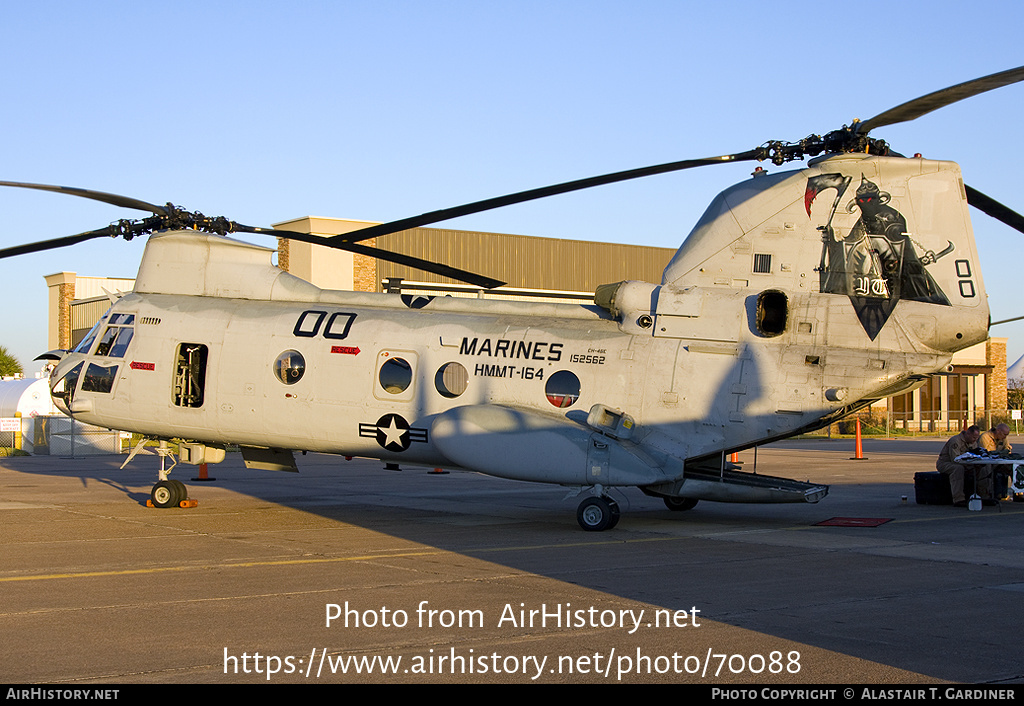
[{"xmin": 1, "ymin": 0, "xmax": 1022, "ymax": 375}]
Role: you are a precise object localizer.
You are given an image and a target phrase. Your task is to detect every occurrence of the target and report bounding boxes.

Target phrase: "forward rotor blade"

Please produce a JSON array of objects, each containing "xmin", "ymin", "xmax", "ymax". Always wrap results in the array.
[
  {"xmin": 0, "ymin": 227, "xmax": 113, "ymax": 259},
  {"xmin": 859, "ymin": 65, "xmax": 1024, "ymax": 133},
  {"xmin": 0, "ymin": 181, "xmax": 167, "ymax": 215},
  {"xmin": 234, "ymin": 225, "xmax": 506, "ymax": 289},
  {"xmin": 965, "ymin": 185, "xmax": 1024, "ymax": 235},
  {"xmin": 991, "ymin": 315, "xmax": 1024, "ymax": 326},
  {"xmin": 337, "ymin": 240, "xmax": 506, "ymax": 289},
  {"xmin": 328, "ymin": 150, "xmax": 762, "ymax": 244}
]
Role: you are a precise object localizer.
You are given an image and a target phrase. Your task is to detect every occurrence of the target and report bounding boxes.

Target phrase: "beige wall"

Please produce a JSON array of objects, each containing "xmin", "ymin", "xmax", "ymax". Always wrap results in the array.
[
  {"xmin": 45, "ymin": 273, "xmax": 135, "ymax": 350},
  {"xmin": 272, "ymin": 217, "xmax": 378, "ymax": 292},
  {"xmin": 273, "ymin": 216, "xmax": 676, "ymax": 293},
  {"xmin": 44, "ymin": 272, "xmax": 75, "ymax": 351}
]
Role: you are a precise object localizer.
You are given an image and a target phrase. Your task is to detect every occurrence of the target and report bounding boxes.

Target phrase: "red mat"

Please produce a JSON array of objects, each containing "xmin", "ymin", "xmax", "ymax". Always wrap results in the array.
[{"xmin": 815, "ymin": 517, "xmax": 892, "ymax": 527}]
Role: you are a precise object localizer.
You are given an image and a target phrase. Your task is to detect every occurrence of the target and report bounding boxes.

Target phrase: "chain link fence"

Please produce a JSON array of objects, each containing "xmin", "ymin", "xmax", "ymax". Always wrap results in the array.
[
  {"xmin": 0, "ymin": 415, "xmax": 123, "ymax": 456},
  {"xmin": 817, "ymin": 408, "xmax": 1023, "ymax": 437}
]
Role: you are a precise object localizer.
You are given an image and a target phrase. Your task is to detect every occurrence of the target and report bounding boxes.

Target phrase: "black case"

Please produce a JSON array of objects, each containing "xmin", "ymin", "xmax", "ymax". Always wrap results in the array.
[{"xmin": 914, "ymin": 472, "xmax": 953, "ymax": 505}]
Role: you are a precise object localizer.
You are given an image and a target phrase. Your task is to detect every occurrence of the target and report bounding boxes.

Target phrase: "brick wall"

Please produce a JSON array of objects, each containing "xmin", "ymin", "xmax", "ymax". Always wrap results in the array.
[
  {"xmin": 58, "ymin": 281, "xmax": 75, "ymax": 350},
  {"xmin": 987, "ymin": 338, "xmax": 1008, "ymax": 410},
  {"xmin": 352, "ymin": 238, "xmax": 377, "ymax": 292},
  {"xmin": 277, "ymin": 237, "xmax": 290, "ymax": 273}
]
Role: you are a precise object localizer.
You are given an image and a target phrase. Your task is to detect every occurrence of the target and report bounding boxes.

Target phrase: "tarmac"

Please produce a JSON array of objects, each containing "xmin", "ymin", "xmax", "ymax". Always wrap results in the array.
[{"xmin": 2, "ymin": 436, "xmax": 1023, "ymax": 684}]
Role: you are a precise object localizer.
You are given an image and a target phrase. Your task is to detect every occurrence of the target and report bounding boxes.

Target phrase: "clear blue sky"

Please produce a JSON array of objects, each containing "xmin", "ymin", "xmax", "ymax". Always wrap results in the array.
[{"xmin": 1, "ymin": 1, "xmax": 1022, "ymax": 375}]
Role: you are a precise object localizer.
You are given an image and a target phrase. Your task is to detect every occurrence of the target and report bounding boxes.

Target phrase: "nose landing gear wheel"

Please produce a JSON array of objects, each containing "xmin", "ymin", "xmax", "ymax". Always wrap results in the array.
[
  {"xmin": 151, "ymin": 480, "xmax": 187, "ymax": 508},
  {"xmin": 577, "ymin": 496, "xmax": 620, "ymax": 531}
]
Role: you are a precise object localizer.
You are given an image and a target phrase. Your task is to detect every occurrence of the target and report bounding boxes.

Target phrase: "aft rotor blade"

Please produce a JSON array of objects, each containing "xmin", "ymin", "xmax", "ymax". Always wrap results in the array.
[
  {"xmin": 0, "ymin": 180, "xmax": 168, "ymax": 215},
  {"xmin": 327, "ymin": 150, "xmax": 762, "ymax": 244},
  {"xmin": 235, "ymin": 225, "xmax": 506, "ymax": 289},
  {"xmin": 0, "ymin": 226, "xmax": 113, "ymax": 259},
  {"xmin": 965, "ymin": 185, "xmax": 1024, "ymax": 235},
  {"xmin": 859, "ymin": 65, "xmax": 1024, "ymax": 133}
]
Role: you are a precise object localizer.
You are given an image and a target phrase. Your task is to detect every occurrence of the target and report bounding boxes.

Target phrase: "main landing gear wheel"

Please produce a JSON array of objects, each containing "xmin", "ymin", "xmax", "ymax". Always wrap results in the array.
[
  {"xmin": 664, "ymin": 496, "xmax": 699, "ymax": 511},
  {"xmin": 577, "ymin": 496, "xmax": 620, "ymax": 531},
  {"xmin": 151, "ymin": 480, "xmax": 187, "ymax": 508}
]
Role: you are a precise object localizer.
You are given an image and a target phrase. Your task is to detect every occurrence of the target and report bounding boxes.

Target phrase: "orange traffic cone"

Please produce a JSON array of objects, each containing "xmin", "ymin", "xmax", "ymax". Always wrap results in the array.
[
  {"xmin": 850, "ymin": 418, "xmax": 868, "ymax": 460},
  {"xmin": 191, "ymin": 462, "xmax": 216, "ymax": 481}
]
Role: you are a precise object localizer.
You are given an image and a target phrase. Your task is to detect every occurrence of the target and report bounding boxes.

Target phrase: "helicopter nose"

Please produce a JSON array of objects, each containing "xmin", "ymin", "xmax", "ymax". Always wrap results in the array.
[{"xmin": 49, "ymin": 354, "xmax": 85, "ymax": 417}]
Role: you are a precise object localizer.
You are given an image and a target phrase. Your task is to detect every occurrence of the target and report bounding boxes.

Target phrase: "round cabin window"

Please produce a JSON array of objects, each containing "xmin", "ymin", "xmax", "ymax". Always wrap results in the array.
[
  {"xmin": 274, "ymin": 350, "xmax": 306, "ymax": 385},
  {"xmin": 545, "ymin": 370, "xmax": 580, "ymax": 408},
  {"xmin": 435, "ymin": 362, "xmax": 469, "ymax": 398},
  {"xmin": 379, "ymin": 357, "xmax": 413, "ymax": 394}
]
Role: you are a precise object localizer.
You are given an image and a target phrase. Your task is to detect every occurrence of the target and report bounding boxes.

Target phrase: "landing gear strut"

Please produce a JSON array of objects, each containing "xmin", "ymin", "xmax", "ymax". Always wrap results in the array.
[
  {"xmin": 577, "ymin": 496, "xmax": 620, "ymax": 531},
  {"xmin": 143, "ymin": 440, "xmax": 190, "ymax": 509}
]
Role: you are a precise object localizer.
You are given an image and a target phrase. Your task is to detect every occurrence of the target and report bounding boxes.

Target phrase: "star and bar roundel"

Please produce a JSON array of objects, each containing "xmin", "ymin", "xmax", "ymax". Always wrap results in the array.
[{"xmin": 359, "ymin": 414, "xmax": 429, "ymax": 452}]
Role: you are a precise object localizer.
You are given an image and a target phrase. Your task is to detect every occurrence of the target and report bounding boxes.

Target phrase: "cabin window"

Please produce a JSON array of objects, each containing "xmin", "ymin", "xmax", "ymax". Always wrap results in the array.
[
  {"xmin": 82, "ymin": 363, "xmax": 118, "ymax": 393},
  {"xmin": 274, "ymin": 350, "xmax": 306, "ymax": 385},
  {"xmin": 379, "ymin": 357, "xmax": 413, "ymax": 394},
  {"xmin": 545, "ymin": 370, "xmax": 580, "ymax": 408},
  {"xmin": 173, "ymin": 343, "xmax": 208, "ymax": 408},
  {"xmin": 755, "ymin": 290, "xmax": 788, "ymax": 337},
  {"xmin": 435, "ymin": 362, "xmax": 468, "ymax": 398}
]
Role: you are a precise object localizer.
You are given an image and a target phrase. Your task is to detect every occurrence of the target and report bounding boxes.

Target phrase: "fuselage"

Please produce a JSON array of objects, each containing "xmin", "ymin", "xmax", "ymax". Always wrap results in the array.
[{"xmin": 49, "ymin": 153, "xmax": 990, "ymax": 489}]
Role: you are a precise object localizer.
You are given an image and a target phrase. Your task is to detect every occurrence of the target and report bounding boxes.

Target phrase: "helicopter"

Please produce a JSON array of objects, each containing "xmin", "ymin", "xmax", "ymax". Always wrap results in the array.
[{"xmin": 2, "ymin": 66, "xmax": 1023, "ymax": 531}]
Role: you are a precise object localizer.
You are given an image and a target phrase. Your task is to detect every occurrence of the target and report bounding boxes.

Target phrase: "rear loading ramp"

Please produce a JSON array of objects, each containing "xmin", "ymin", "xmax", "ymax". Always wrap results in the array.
[{"xmin": 643, "ymin": 464, "xmax": 828, "ymax": 504}]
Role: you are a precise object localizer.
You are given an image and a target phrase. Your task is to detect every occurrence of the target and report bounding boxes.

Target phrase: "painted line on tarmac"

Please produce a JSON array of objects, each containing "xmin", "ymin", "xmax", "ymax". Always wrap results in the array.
[
  {"xmin": 0, "ymin": 536, "xmax": 686, "ymax": 583},
  {"xmin": 5, "ymin": 507, "xmax": 1022, "ymax": 584}
]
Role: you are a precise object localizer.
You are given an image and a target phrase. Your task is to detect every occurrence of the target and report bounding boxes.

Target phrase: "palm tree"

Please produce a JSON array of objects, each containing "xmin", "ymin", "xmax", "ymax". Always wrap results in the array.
[{"xmin": 0, "ymin": 346, "xmax": 23, "ymax": 377}]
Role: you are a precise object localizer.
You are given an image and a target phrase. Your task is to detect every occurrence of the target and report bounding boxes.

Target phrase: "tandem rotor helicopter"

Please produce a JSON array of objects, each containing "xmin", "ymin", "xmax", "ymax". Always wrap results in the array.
[{"xmin": 3, "ymin": 67, "xmax": 1024, "ymax": 530}]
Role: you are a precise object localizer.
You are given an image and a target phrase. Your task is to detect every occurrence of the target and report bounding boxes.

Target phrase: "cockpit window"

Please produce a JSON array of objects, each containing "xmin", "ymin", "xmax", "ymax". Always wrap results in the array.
[
  {"xmin": 74, "ymin": 310, "xmax": 111, "ymax": 354},
  {"xmin": 107, "ymin": 328, "xmax": 134, "ymax": 357},
  {"xmin": 94, "ymin": 317, "xmax": 135, "ymax": 358},
  {"xmin": 51, "ymin": 362, "xmax": 83, "ymax": 415},
  {"xmin": 94, "ymin": 328, "xmax": 117, "ymax": 356},
  {"xmin": 82, "ymin": 363, "xmax": 118, "ymax": 393}
]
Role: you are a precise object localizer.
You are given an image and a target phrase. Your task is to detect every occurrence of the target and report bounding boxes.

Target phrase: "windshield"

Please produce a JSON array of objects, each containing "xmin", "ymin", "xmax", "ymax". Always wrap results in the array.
[{"xmin": 73, "ymin": 307, "xmax": 112, "ymax": 354}]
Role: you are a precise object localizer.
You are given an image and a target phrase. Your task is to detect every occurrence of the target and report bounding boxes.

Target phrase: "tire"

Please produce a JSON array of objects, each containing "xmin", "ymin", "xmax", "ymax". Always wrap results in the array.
[
  {"xmin": 169, "ymin": 479, "xmax": 188, "ymax": 502},
  {"xmin": 577, "ymin": 496, "xmax": 619, "ymax": 531},
  {"xmin": 607, "ymin": 500, "xmax": 621, "ymax": 529},
  {"xmin": 664, "ymin": 496, "xmax": 699, "ymax": 511},
  {"xmin": 151, "ymin": 480, "xmax": 179, "ymax": 508}
]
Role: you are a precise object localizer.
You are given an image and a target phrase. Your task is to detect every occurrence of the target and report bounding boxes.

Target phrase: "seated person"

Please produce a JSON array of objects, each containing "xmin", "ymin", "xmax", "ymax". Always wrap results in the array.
[
  {"xmin": 979, "ymin": 423, "xmax": 1013, "ymax": 498},
  {"xmin": 979, "ymin": 424, "xmax": 1012, "ymax": 455},
  {"xmin": 936, "ymin": 425, "xmax": 989, "ymax": 507}
]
